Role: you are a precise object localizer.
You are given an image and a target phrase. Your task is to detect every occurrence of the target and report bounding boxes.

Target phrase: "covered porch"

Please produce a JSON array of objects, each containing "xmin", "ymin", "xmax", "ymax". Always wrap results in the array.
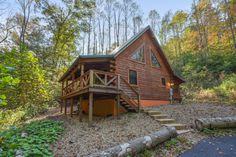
[{"xmin": 59, "ymin": 57, "xmax": 140, "ymax": 125}]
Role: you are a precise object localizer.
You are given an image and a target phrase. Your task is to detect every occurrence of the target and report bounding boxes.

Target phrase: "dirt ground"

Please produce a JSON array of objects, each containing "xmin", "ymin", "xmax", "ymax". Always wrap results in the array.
[{"xmin": 37, "ymin": 103, "xmax": 236, "ymax": 157}]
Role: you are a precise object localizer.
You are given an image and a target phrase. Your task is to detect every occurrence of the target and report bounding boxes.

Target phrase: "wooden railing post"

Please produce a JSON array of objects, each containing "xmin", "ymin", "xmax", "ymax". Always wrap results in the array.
[
  {"xmin": 89, "ymin": 70, "xmax": 94, "ymax": 87},
  {"xmin": 80, "ymin": 64, "xmax": 84, "ymax": 88},
  {"xmin": 117, "ymin": 74, "xmax": 121, "ymax": 90}
]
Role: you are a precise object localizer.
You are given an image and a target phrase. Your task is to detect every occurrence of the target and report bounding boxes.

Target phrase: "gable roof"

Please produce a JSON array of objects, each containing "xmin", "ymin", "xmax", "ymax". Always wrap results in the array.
[{"xmin": 59, "ymin": 26, "xmax": 185, "ymax": 83}]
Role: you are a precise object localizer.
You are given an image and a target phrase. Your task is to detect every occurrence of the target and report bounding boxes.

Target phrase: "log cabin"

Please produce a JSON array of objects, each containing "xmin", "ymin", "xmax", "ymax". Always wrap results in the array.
[{"xmin": 59, "ymin": 26, "xmax": 185, "ymax": 125}]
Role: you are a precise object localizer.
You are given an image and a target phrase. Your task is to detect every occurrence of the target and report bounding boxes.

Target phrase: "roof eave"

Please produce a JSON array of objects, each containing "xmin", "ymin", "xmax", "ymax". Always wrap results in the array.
[{"xmin": 58, "ymin": 55, "xmax": 114, "ymax": 82}]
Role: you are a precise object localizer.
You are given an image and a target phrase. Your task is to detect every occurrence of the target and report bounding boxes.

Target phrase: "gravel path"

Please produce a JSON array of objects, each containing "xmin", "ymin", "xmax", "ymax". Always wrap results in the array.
[{"xmin": 48, "ymin": 111, "xmax": 161, "ymax": 156}]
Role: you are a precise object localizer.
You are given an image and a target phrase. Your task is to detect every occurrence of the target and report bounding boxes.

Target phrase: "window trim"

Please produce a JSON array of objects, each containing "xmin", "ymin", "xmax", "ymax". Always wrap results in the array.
[
  {"xmin": 128, "ymin": 69, "xmax": 138, "ymax": 86},
  {"xmin": 161, "ymin": 77, "xmax": 166, "ymax": 87},
  {"xmin": 150, "ymin": 49, "xmax": 161, "ymax": 69},
  {"xmin": 129, "ymin": 44, "xmax": 146, "ymax": 65}
]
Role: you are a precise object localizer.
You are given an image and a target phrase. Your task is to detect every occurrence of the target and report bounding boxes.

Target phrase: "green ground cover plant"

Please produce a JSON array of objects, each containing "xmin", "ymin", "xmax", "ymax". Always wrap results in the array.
[{"xmin": 0, "ymin": 120, "xmax": 64, "ymax": 157}]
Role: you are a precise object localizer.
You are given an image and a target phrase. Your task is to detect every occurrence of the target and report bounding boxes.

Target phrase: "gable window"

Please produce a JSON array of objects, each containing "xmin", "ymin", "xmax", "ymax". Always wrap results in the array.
[
  {"xmin": 151, "ymin": 51, "xmax": 160, "ymax": 67},
  {"xmin": 130, "ymin": 46, "xmax": 145, "ymax": 63},
  {"xmin": 161, "ymin": 78, "xmax": 166, "ymax": 86},
  {"xmin": 129, "ymin": 70, "xmax": 137, "ymax": 85}
]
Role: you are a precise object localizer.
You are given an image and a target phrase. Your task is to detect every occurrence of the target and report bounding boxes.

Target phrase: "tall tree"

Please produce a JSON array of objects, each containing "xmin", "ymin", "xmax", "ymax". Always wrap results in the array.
[
  {"xmin": 148, "ymin": 10, "xmax": 161, "ymax": 35},
  {"xmin": 223, "ymin": 0, "xmax": 236, "ymax": 50},
  {"xmin": 169, "ymin": 10, "xmax": 188, "ymax": 56},
  {"xmin": 104, "ymin": 0, "xmax": 114, "ymax": 51},
  {"xmin": 113, "ymin": 1, "xmax": 122, "ymax": 46},
  {"xmin": 17, "ymin": 0, "xmax": 33, "ymax": 47},
  {"xmin": 122, "ymin": 0, "xmax": 133, "ymax": 41}
]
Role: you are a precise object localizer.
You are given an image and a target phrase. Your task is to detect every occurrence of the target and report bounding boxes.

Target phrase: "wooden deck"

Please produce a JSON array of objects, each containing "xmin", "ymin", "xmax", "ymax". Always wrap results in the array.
[
  {"xmin": 61, "ymin": 69, "xmax": 121, "ymax": 98},
  {"xmin": 61, "ymin": 69, "xmax": 141, "ymax": 125}
]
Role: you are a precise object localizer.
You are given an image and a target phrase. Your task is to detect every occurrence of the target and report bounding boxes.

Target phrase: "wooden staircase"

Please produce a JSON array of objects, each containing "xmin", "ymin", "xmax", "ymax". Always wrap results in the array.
[
  {"xmin": 118, "ymin": 77, "xmax": 140, "ymax": 112},
  {"xmin": 120, "ymin": 92, "xmax": 138, "ymax": 112}
]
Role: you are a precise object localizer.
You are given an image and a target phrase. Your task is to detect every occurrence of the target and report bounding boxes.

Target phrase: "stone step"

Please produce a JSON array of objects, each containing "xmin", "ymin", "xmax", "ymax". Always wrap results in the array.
[
  {"xmin": 177, "ymin": 129, "xmax": 193, "ymax": 135},
  {"xmin": 142, "ymin": 108, "xmax": 151, "ymax": 112},
  {"xmin": 146, "ymin": 110, "xmax": 162, "ymax": 115},
  {"xmin": 164, "ymin": 123, "xmax": 187, "ymax": 130},
  {"xmin": 156, "ymin": 119, "xmax": 175, "ymax": 124},
  {"xmin": 151, "ymin": 114, "xmax": 169, "ymax": 119}
]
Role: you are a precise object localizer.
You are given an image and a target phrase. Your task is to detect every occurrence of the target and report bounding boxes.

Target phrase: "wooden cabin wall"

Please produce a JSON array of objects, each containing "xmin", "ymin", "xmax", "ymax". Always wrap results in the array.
[{"xmin": 115, "ymin": 31, "xmax": 181, "ymax": 101}]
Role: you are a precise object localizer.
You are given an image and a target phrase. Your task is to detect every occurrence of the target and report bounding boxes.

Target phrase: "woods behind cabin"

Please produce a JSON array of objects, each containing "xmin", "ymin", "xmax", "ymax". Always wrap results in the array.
[{"xmin": 0, "ymin": 0, "xmax": 236, "ymax": 129}]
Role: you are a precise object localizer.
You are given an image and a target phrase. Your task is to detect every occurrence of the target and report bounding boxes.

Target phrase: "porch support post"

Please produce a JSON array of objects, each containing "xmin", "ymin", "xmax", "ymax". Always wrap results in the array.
[
  {"xmin": 79, "ymin": 95, "xmax": 83, "ymax": 122},
  {"xmin": 72, "ymin": 73, "xmax": 75, "ymax": 91},
  {"xmin": 60, "ymin": 99, "xmax": 63, "ymax": 113},
  {"xmin": 116, "ymin": 94, "xmax": 120, "ymax": 117},
  {"xmin": 88, "ymin": 92, "xmax": 93, "ymax": 126},
  {"xmin": 62, "ymin": 81, "xmax": 65, "ymax": 97},
  {"xmin": 64, "ymin": 99, "xmax": 67, "ymax": 115},
  {"xmin": 81, "ymin": 64, "xmax": 84, "ymax": 75},
  {"xmin": 70, "ymin": 98, "xmax": 73, "ymax": 117}
]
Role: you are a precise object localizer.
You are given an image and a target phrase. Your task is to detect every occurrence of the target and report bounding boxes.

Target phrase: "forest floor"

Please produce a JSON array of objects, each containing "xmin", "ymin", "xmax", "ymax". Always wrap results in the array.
[{"xmin": 30, "ymin": 103, "xmax": 236, "ymax": 157}]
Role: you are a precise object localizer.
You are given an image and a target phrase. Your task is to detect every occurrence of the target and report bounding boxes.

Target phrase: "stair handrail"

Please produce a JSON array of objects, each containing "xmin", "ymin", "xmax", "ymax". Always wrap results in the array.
[{"xmin": 120, "ymin": 76, "xmax": 140, "ymax": 111}]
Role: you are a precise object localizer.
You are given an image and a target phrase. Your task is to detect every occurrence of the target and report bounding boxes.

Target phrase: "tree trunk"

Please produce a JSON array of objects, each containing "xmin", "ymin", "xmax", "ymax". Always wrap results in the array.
[
  {"xmin": 88, "ymin": 126, "xmax": 177, "ymax": 157},
  {"xmin": 224, "ymin": 0, "xmax": 236, "ymax": 50},
  {"xmin": 195, "ymin": 117, "xmax": 236, "ymax": 131},
  {"xmin": 87, "ymin": 17, "xmax": 92, "ymax": 55},
  {"xmin": 101, "ymin": 20, "xmax": 105, "ymax": 54}
]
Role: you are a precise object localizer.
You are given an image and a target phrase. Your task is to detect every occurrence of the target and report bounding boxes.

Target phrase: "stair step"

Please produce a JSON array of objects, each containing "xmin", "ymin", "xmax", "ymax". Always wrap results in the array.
[
  {"xmin": 156, "ymin": 119, "xmax": 175, "ymax": 124},
  {"xmin": 146, "ymin": 110, "xmax": 162, "ymax": 115},
  {"xmin": 142, "ymin": 108, "xmax": 151, "ymax": 112},
  {"xmin": 164, "ymin": 123, "xmax": 187, "ymax": 130},
  {"xmin": 151, "ymin": 114, "xmax": 168, "ymax": 119},
  {"xmin": 177, "ymin": 129, "xmax": 193, "ymax": 135}
]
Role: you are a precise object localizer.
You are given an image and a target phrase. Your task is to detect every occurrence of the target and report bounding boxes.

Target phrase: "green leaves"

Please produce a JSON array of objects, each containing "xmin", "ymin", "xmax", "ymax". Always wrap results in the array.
[
  {"xmin": 0, "ymin": 63, "xmax": 19, "ymax": 107},
  {"xmin": 0, "ymin": 48, "xmax": 50, "ymax": 110},
  {"xmin": 0, "ymin": 120, "xmax": 64, "ymax": 157}
]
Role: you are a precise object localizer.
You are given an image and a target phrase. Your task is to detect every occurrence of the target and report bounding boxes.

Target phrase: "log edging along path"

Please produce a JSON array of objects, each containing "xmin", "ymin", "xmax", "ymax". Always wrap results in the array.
[
  {"xmin": 195, "ymin": 117, "xmax": 236, "ymax": 131},
  {"xmin": 87, "ymin": 126, "xmax": 177, "ymax": 157}
]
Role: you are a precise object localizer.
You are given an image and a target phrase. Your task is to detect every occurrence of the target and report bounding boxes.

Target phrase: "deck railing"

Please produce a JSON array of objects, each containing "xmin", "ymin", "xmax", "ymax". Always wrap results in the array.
[{"xmin": 62, "ymin": 70, "xmax": 120, "ymax": 96}]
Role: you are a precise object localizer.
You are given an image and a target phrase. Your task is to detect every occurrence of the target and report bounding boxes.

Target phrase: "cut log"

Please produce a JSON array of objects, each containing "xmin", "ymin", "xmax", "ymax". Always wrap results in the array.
[
  {"xmin": 195, "ymin": 117, "xmax": 236, "ymax": 131},
  {"xmin": 87, "ymin": 126, "xmax": 177, "ymax": 157}
]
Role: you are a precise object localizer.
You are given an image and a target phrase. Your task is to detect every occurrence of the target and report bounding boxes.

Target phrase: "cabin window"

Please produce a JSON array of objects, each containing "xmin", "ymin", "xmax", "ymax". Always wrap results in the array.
[
  {"xmin": 130, "ymin": 46, "xmax": 145, "ymax": 63},
  {"xmin": 161, "ymin": 78, "xmax": 166, "ymax": 86},
  {"xmin": 151, "ymin": 51, "xmax": 160, "ymax": 67},
  {"xmin": 129, "ymin": 70, "xmax": 137, "ymax": 85}
]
